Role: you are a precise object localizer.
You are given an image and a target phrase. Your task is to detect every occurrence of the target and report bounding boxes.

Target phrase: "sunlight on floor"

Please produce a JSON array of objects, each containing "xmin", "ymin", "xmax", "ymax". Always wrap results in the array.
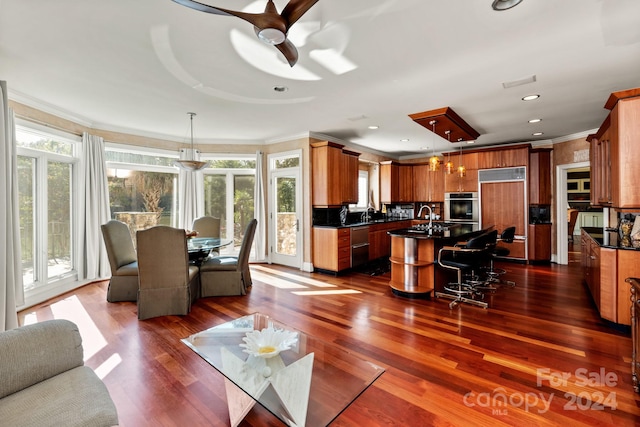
[
  {"xmin": 22, "ymin": 295, "xmax": 122, "ymax": 379},
  {"xmin": 253, "ymin": 265, "xmax": 340, "ymax": 288},
  {"xmin": 252, "ymin": 265, "xmax": 362, "ymax": 295},
  {"xmin": 291, "ymin": 290, "xmax": 361, "ymax": 296}
]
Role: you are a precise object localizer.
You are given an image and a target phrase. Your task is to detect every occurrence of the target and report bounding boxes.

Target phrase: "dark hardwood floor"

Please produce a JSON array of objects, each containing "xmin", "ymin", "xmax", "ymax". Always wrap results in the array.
[{"xmin": 18, "ymin": 253, "xmax": 640, "ymax": 426}]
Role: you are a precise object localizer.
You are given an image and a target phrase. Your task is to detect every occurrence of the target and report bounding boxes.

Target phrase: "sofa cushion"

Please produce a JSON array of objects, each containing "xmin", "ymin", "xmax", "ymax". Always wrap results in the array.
[
  {"xmin": 0, "ymin": 319, "xmax": 83, "ymax": 399},
  {"xmin": 0, "ymin": 366, "xmax": 119, "ymax": 427}
]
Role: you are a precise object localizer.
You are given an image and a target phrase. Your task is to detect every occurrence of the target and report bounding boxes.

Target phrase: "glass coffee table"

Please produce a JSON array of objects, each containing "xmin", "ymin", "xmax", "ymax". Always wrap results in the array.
[{"xmin": 182, "ymin": 313, "xmax": 385, "ymax": 427}]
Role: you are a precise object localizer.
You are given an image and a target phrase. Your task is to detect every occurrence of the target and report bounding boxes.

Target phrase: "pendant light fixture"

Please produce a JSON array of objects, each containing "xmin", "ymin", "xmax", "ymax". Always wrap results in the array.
[
  {"xmin": 428, "ymin": 120, "xmax": 440, "ymax": 172},
  {"xmin": 457, "ymin": 138, "xmax": 466, "ymax": 178},
  {"xmin": 444, "ymin": 130, "xmax": 454, "ymax": 174},
  {"xmin": 174, "ymin": 112, "xmax": 208, "ymax": 171}
]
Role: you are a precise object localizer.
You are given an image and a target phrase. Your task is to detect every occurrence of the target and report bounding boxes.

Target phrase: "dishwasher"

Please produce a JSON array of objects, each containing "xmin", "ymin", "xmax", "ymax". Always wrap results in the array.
[{"xmin": 351, "ymin": 226, "xmax": 370, "ymax": 268}]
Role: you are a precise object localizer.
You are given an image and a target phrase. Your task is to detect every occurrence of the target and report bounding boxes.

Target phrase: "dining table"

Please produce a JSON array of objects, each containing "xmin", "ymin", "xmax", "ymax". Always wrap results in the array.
[{"xmin": 187, "ymin": 237, "xmax": 233, "ymax": 264}]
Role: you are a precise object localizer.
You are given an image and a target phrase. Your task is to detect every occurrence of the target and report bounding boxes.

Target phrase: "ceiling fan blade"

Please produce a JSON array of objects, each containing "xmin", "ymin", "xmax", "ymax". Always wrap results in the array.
[
  {"xmin": 171, "ymin": 0, "xmax": 233, "ymax": 16},
  {"xmin": 281, "ymin": 0, "xmax": 320, "ymax": 29},
  {"xmin": 174, "ymin": 0, "xmax": 286, "ymax": 32},
  {"xmin": 275, "ymin": 39, "xmax": 299, "ymax": 66}
]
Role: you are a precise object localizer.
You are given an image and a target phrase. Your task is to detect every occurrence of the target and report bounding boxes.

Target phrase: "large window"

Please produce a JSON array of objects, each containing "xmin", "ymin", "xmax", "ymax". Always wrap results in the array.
[
  {"xmin": 16, "ymin": 127, "xmax": 78, "ymax": 292},
  {"xmin": 204, "ymin": 157, "xmax": 256, "ymax": 253},
  {"xmin": 105, "ymin": 145, "xmax": 179, "ymax": 243}
]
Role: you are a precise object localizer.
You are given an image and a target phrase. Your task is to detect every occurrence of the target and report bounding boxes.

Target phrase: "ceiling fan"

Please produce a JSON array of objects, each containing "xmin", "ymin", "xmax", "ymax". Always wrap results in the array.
[{"xmin": 172, "ymin": 0, "xmax": 320, "ymax": 66}]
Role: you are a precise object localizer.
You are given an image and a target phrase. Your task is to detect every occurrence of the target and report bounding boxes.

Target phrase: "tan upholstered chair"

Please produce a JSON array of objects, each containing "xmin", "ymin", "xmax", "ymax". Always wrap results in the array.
[
  {"xmin": 192, "ymin": 216, "xmax": 222, "ymax": 256},
  {"xmin": 199, "ymin": 219, "xmax": 257, "ymax": 297},
  {"xmin": 136, "ymin": 226, "xmax": 200, "ymax": 320},
  {"xmin": 101, "ymin": 220, "xmax": 139, "ymax": 302},
  {"xmin": 192, "ymin": 216, "xmax": 221, "ymax": 238},
  {"xmin": 568, "ymin": 209, "xmax": 579, "ymax": 242}
]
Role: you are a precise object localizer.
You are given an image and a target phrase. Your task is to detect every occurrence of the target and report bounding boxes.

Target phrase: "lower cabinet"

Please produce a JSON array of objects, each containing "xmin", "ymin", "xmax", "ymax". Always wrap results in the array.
[
  {"xmin": 369, "ymin": 220, "xmax": 412, "ymax": 260},
  {"xmin": 528, "ymin": 224, "xmax": 551, "ymax": 261},
  {"xmin": 312, "ymin": 227, "xmax": 350, "ymax": 273},
  {"xmin": 581, "ymin": 228, "xmax": 636, "ymax": 326}
]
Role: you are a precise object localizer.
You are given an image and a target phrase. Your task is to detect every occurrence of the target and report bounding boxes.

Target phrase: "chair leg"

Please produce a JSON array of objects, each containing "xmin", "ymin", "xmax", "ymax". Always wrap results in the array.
[{"xmin": 435, "ymin": 269, "xmax": 489, "ymax": 309}]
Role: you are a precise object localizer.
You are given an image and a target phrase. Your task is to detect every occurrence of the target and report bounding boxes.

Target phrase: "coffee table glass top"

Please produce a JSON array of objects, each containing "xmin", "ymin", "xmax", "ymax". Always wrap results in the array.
[{"xmin": 182, "ymin": 313, "xmax": 385, "ymax": 427}]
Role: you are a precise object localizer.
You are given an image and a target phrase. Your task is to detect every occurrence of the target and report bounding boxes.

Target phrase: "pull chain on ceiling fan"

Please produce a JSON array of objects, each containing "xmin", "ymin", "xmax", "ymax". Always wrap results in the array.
[{"xmin": 172, "ymin": 0, "xmax": 320, "ymax": 66}]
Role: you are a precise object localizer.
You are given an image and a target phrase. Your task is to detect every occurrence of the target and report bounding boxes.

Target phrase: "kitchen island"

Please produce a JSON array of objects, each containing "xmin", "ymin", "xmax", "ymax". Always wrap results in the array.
[{"xmin": 388, "ymin": 224, "xmax": 488, "ymax": 298}]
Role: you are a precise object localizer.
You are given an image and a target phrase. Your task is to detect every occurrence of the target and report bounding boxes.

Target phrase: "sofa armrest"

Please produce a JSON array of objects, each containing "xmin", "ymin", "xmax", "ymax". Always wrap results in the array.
[{"xmin": 0, "ymin": 319, "xmax": 84, "ymax": 399}]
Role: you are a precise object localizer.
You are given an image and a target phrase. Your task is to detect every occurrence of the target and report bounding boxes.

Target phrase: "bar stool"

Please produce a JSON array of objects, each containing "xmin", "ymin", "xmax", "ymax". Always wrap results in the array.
[
  {"xmin": 487, "ymin": 227, "xmax": 516, "ymax": 287},
  {"xmin": 435, "ymin": 230, "xmax": 495, "ymax": 309}
]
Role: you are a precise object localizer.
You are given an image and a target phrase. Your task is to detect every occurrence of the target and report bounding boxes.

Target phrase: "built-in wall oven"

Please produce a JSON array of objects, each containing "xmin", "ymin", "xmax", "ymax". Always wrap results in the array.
[{"xmin": 444, "ymin": 192, "xmax": 479, "ymax": 230}]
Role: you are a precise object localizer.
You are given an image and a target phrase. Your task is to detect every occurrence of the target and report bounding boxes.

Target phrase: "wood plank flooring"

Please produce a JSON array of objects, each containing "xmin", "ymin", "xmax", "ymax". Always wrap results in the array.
[{"xmin": 18, "ymin": 257, "xmax": 640, "ymax": 426}]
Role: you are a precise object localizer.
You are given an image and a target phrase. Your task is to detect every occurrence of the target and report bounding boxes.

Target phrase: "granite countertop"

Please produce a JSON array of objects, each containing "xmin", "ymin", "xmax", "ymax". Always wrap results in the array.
[
  {"xmin": 388, "ymin": 223, "xmax": 485, "ymax": 240},
  {"xmin": 313, "ymin": 218, "xmax": 414, "ymax": 229},
  {"xmin": 583, "ymin": 226, "xmax": 640, "ymax": 251}
]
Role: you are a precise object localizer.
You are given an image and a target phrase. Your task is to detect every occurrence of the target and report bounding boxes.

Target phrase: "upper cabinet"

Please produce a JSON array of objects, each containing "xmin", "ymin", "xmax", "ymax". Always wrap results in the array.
[
  {"xmin": 477, "ymin": 146, "xmax": 529, "ymax": 169},
  {"xmin": 342, "ymin": 149, "xmax": 360, "ymax": 204},
  {"xmin": 311, "ymin": 141, "xmax": 360, "ymax": 207},
  {"xmin": 380, "ymin": 162, "xmax": 413, "ymax": 203},
  {"xmin": 443, "ymin": 152, "xmax": 478, "ymax": 193},
  {"xmin": 412, "ymin": 164, "xmax": 444, "ymax": 202},
  {"xmin": 588, "ymin": 88, "xmax": 640, "ymax": 209},
  {"xmin": 529, "ymin": 149, "xmax": 552, "ymax": 205}
]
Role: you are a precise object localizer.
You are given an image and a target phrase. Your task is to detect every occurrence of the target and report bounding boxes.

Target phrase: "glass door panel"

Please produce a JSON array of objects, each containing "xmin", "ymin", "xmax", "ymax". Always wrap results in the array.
[
  {"xmin": 275, "ymin": 176, "xmax": 297, "ymax": 257},
  {"xmin": 47, "ymin": 161, "xmax": 73, "ymax": 279}
]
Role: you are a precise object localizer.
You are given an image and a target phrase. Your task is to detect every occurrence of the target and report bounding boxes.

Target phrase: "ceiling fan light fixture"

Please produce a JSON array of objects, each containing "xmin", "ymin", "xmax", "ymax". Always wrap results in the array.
[
  {"xmin": 257, "ymin": 28, "xmax": 286, "ymax": 45},
  {"xmin": 491, "ymin": 0, "xmax": 524, "ymax": 11}
]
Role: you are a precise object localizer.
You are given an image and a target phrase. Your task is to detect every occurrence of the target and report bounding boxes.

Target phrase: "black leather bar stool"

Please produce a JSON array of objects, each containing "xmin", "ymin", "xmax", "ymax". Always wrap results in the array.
[{"xmin": 487, "ymin": 226, "xmax": 516, "ymax": 287}]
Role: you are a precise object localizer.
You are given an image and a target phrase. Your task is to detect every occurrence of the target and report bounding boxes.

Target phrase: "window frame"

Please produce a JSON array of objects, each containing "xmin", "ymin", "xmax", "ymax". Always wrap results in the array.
[{"xmin": 15, "ymin": 122, "xmax": 81, "ymax": 300}]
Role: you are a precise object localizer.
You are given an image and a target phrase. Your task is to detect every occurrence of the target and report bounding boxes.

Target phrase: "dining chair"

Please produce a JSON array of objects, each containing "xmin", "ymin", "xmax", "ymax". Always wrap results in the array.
[
  {"xmin": 199, "ymin": 219, "xmax": 257, "ymax": 297},
  {"xmin": 192, "ymin": 216, "xmax": 222, "ymax": 256},
  {"xmin": 101, "ymin": 220, "xmax": 139, "ymax": 302},
  {"xmin": 568, "ymin": 209, "xmax": 580, "ymax": 242},
  {"xmin": 136, "ymin": 226, "xmax": 200, "ymax": 320},
  {"xmin": 192, "ymin": 216, "xmax": 221, "ymax": 238}
]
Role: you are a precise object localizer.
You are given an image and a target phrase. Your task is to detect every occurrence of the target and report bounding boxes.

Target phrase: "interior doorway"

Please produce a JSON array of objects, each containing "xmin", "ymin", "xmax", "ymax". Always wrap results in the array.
[{"xmin": 555, "ymin": 161, "xmax": 589, "ymax": 265}]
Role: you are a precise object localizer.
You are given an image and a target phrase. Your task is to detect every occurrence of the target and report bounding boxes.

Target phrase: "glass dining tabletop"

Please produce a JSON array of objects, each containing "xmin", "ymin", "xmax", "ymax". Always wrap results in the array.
[
  {"xmin": 182, "ymin": 313, "xmax": 385, "ymax": 427},
  {"xmin": 186, "ymin": 237, "xmax": 232, "ymax": 263}
]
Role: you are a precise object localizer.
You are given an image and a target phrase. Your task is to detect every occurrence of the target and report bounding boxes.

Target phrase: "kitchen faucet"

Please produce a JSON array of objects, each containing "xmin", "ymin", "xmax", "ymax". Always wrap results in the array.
[{"xmin": 417, "ymin": 204, "xmax": 433, "ymax": 229}]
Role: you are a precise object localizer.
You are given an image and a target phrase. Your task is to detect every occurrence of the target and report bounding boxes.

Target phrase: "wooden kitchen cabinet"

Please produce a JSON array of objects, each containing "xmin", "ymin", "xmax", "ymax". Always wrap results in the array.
[
  {"xmin": 312, "ymin": 227, "xmax": 351, "ymax": 273},
  {"xmin": 342, "ymin": 149, "xmax": 359, "ymax": 204},
  {"xmin": 588, "ymin": 89, "xmax": 640, "ymax": 209},
  {"xmin": 443, "ymin": 152, "xmax": 478, "ymax": 193},
  {"xmin": 311, "ymin": 141, "xmax": 359, "ymax": 207},
  {"xmin": 477, "ymin": 146, "xmax": 529, "ymax": 169},
  {"xmin": 589, "ymin": 121, "xmax": 612, "ymax": 207},
  {"xmin": 380, "ymin": 162, "xmax": 413, "ymax": 203},
  {"xmin": 529, "ymin": 149, "xmax": 552, "ymax": 205},
  {"xmin": 413, "ymin": 164, "xmax": 444, "ymax": 202},
  {"xmin": 480, "ymin": 180, "xmax": 526, "ymax": 260},
  {"xmin": 368, "ymin": 220, "xmax": 411, "ymax": 260},
  {"xmin": 580, "ymin": 228, "xmax": 639, "ymax": 326},
  {"xmin": 528, "ymin": 223, "xmax": 551, "ymax": 261}
]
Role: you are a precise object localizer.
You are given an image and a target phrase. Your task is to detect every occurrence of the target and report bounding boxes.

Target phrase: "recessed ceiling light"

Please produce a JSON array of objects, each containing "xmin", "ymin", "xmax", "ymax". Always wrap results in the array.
[
  {"xmin": 273, "ymin": 86, "xmax": 288, "ymax": 92},
  {"xmin": 467, "ymin": 140, "xmax": 475, "ymax": 144},
  {"xmin": 368, "ymin": 125, "xmax": 379, "ymax": 130},
  {"xmin": 532, "ymin": 132, "xmax": 544, "ymax": 136},
  {"xmin": 528, "ymin": 118, "xmax": 542, "ymax": 123},
  {"xmin": 522, "ymin": 94, "xmax": 540, "ymax": 101},
  {"xmin": 400, "ymin": 138, "xmax": 409, "ymax": 142},
  {"xmin": 419, "ymin": 146, "xmax": 429, "ymax": 150}
]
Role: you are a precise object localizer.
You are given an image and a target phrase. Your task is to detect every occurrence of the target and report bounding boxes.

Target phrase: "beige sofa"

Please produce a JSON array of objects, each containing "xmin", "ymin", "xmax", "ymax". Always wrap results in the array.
[{"xmin": 0, "ymin": 319, "xmax": 119, "ymax": 427}]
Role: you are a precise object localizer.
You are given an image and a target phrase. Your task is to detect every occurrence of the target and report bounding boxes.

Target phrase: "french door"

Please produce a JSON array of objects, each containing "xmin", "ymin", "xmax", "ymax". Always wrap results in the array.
[{"xmin": 268, "ymin": 151, "xmax": 302, "ymax": 268}]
